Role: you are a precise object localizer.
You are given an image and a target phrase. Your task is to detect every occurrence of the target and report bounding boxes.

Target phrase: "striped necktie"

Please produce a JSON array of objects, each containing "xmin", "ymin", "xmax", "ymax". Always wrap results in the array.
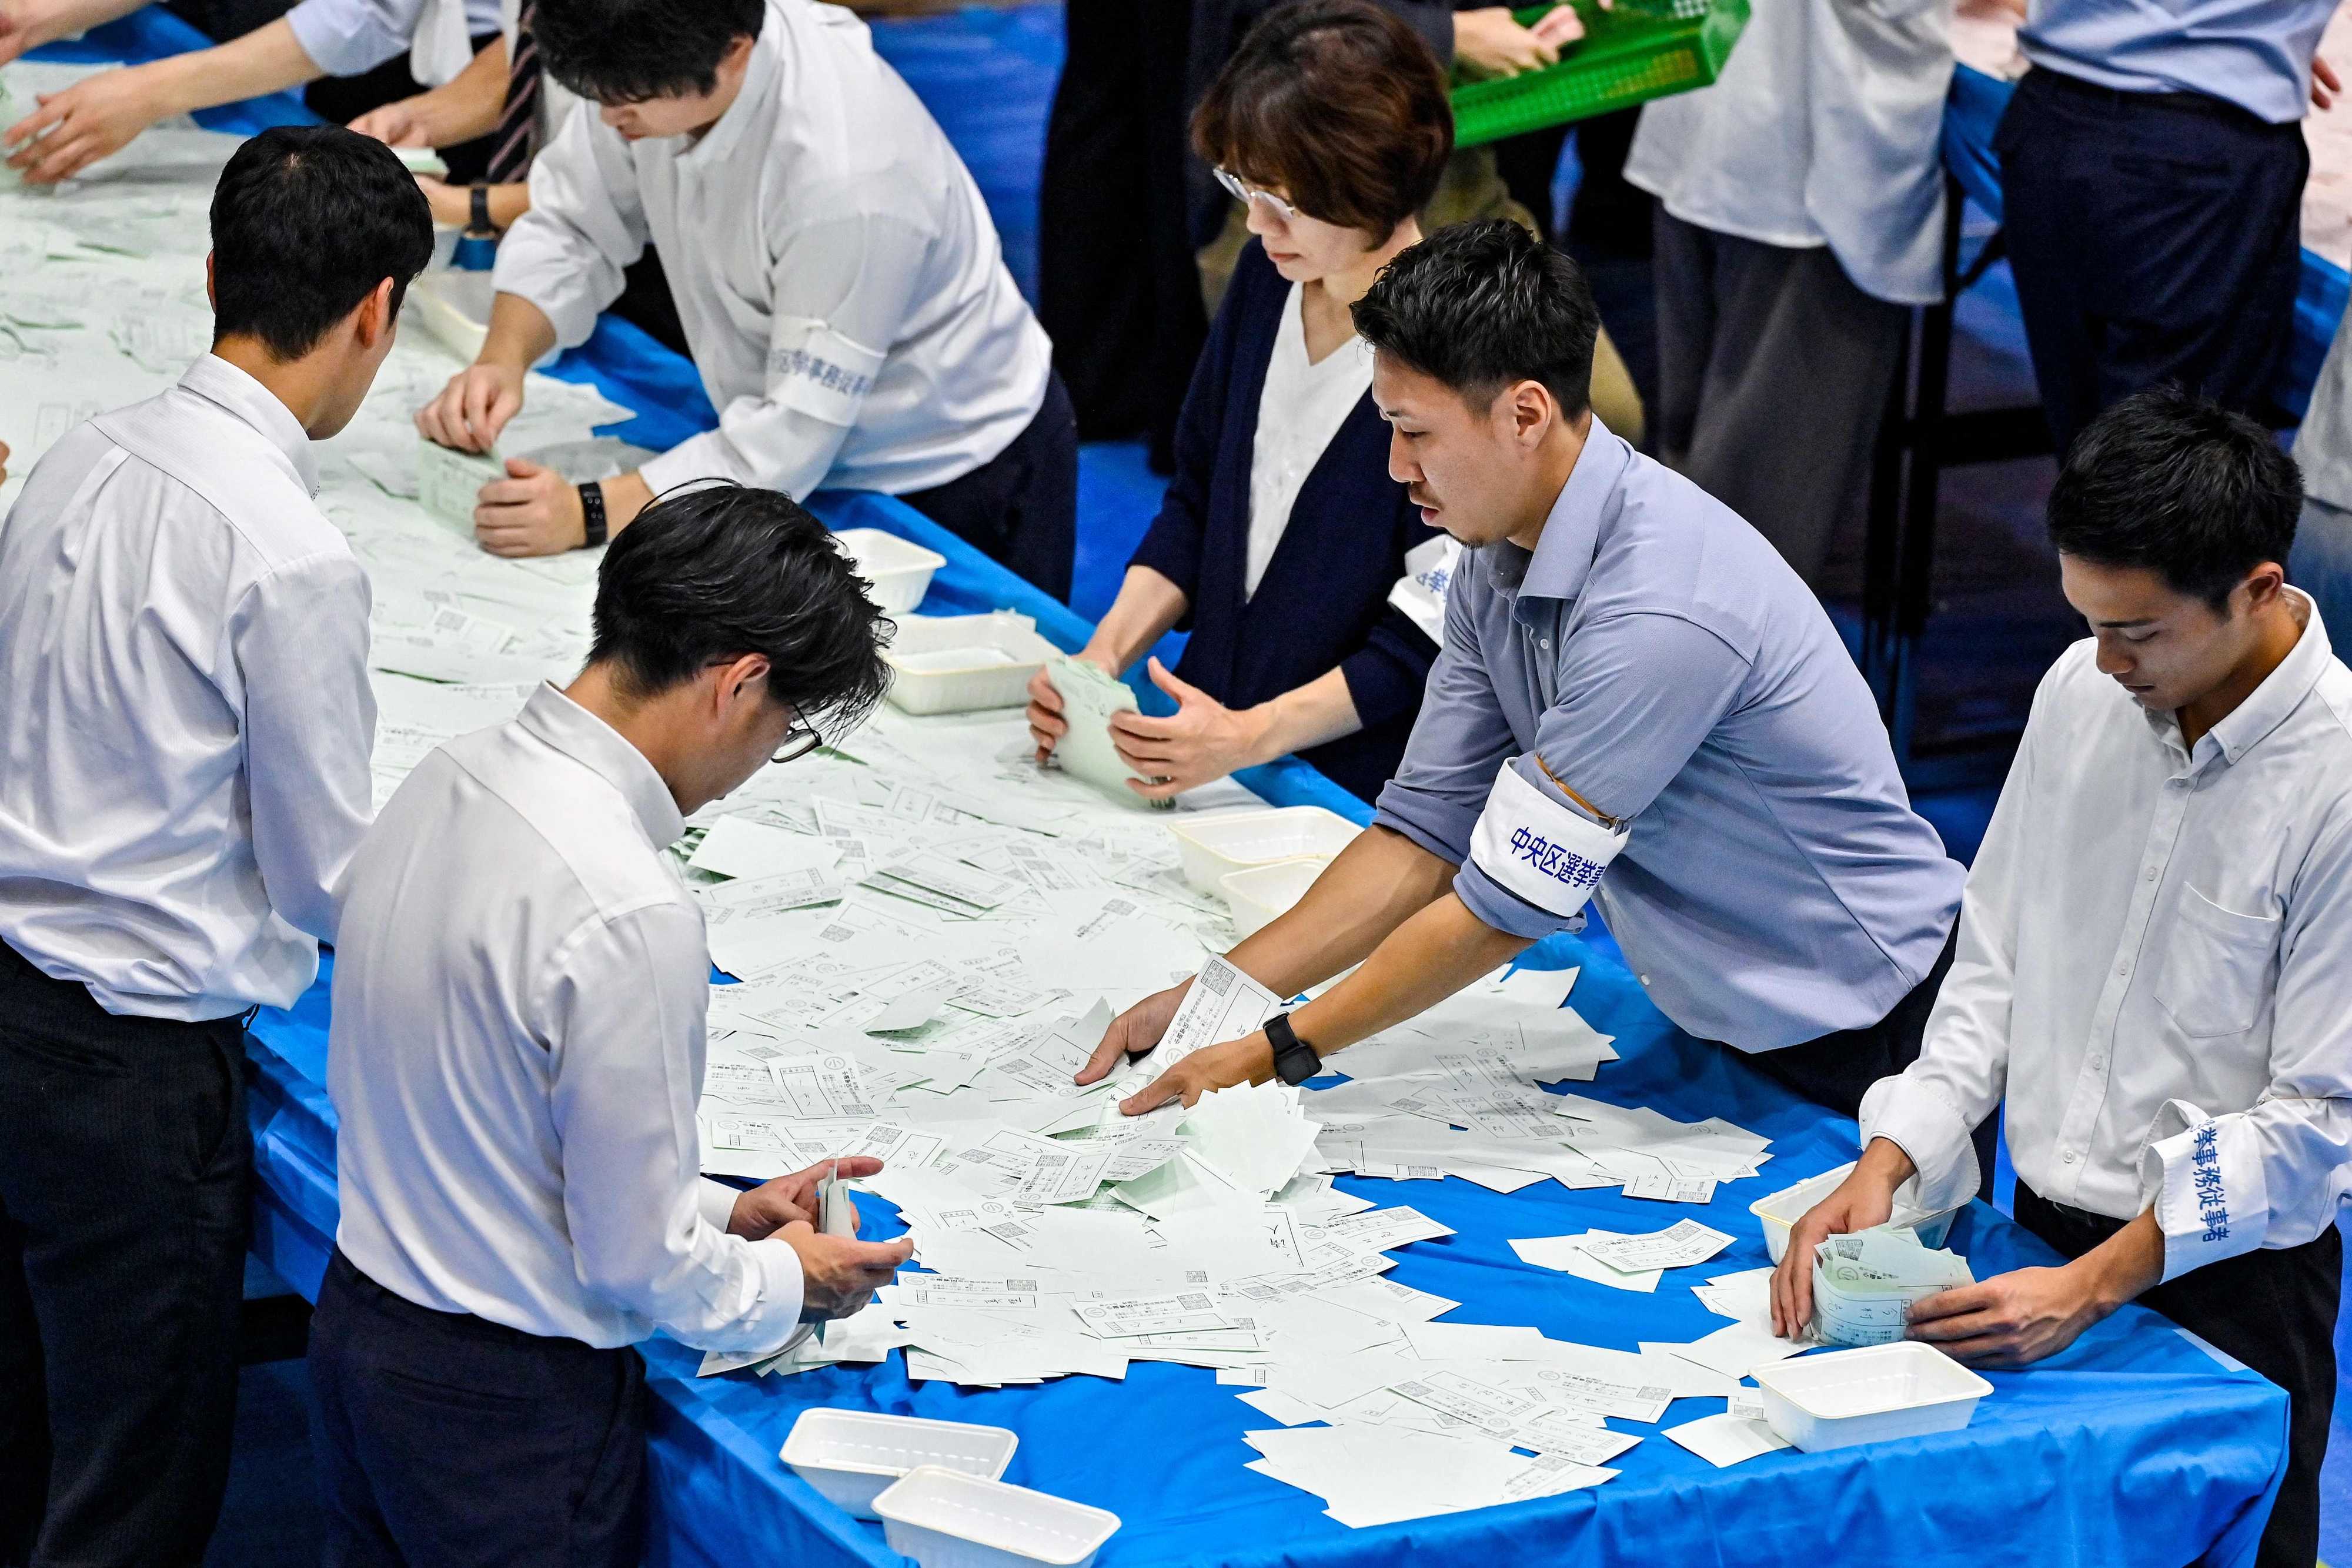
[{"xmin": 486, "ymin": 0, "xmax": 540, "ymax": 185}]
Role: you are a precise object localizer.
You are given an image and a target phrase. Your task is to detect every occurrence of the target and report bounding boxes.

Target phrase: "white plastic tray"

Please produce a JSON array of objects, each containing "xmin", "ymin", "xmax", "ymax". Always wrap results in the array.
[
  {"xmin": 836, "ymin": 527, "xmax": 948, "ymax": 615},
  {"xmin": 410, "ymin": 268, "xmax": 495, "ymax": 362},
  {"xmin": 1167, "ymin": 807, "xmax": 1362, "ymax": 895},
  {"xmin": 874, "ymin": 1465, "xmax": 1120, "ymax": 1568},
  {"xmin": 781, "ymin": 1410, "xmax": 1017, "ymax": 1522},
  {"xmin": 1218, "ymin": 857, "xmax": 1325, "ymax": 940},
  {"xmin": 1750, "ymin": 1162, "xmax": 1959, "ymax": 1264},
  {"xmin": 884, "ymin": 612, "xmax": 1061, "ymax": 714},
  {"xmin": 1750, "ymin": 1341, "xmax": 1992, "ymax": 1452}
]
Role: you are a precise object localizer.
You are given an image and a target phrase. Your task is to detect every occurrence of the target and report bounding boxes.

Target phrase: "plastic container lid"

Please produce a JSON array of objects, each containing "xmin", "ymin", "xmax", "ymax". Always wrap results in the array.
[
  {"xmin": 780, "ymin": 1409, "xmax": 1018, "ymax": 1522},
  {"xmin": 874, "ymin": 1465, "xmax": 1121, "ymax": 1568}
]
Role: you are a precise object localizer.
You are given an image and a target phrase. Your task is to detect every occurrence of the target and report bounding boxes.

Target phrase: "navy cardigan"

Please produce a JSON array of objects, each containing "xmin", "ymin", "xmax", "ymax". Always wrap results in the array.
[{"xmin": 1128, "ymin": 240, "xmax": 1444, "ymax": 803}]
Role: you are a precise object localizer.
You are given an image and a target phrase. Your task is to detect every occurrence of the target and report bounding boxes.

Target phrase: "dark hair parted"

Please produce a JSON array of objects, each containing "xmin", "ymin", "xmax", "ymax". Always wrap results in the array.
[
  {"xmin": 1351, "ymin": 218, "xmax": 1599, "ymax": 417},
  {"xmin": 535, "ymin": 0, "xmax": 764, "ymax": 103},
  {"xmin": 209, "ymin": 125, "xmax": 433, "ymax": 362},
  {"xmin": 2047, "ymin": 384, "xmax": 2302, "ymax": 611},
  {"xmin": 1192, "ymin": 0, "xmax": 1453, "ymax": 239},
  {"xmin": 589, "ymin": 484, "xmax": 894, "ymax": 737}
]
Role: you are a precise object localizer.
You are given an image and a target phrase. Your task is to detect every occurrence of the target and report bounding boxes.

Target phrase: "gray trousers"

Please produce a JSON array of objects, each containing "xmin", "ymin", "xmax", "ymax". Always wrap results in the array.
[{"xmin": 1652, "ymin": 208, "xmax": 1910, "ymax": 584}]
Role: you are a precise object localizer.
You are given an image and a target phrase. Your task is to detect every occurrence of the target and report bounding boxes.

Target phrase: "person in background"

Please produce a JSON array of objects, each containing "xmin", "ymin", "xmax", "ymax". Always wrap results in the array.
[
  {"xmin": 315, "ymin": 484, "xmax": 914, "ymax": 1568},
  {"xmin": 2284, "ymin": 306, "xmax": 2352, "ymax": 652},
  {"xmin": 1623, "ymin": 0, "xmax": 1954, "ymax": 586},
  {"xmin": 1996, "ymin": 0, "xmax": 2340, "ymax": 455},
  {"xmin": 1025, "ymin": 0, "xmax": 1451, "ymax": 805},
  {"xmin": 1075, "ymin": 222, "xmax": 1969, "ymax": 1148},
  {"xmin": 415, "ymin": 0, "xmax": 1077, "ymax": 598},
  {"xmin": 1775, "ymin": 386, "xmax": 2352, "ymax": 1568},
  {"xmin": 1038, "ymin": 0, "xmax": 1582, "ymax": 470},
  {"xmin": 0, "ymin": 0, "xmax": 500, "ymax": 185},
  {"xmin": 0, "ymin": 126, "xmax": 429, "ymax": 1568}
]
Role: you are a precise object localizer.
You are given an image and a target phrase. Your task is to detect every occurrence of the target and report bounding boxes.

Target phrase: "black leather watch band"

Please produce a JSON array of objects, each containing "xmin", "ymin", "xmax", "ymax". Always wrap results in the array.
[
  {"xmin": 1267, "ymin": 1011, "xmax": 1321, "ymax": 1086},
  {"xmin": 469, "ymin": 183, "xmax": 492, "ymax": 235},
  {"xmin": 577, "ymin": 480, "xmax": 607, "ymax": 549}
]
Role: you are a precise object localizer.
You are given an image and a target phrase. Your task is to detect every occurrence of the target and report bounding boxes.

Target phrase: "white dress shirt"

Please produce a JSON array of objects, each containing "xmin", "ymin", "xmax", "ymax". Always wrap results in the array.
[
  {"xmin": 330, "ymin": 683, "xmax": 807, "ymax": 1352},
  {"xmin": 1622, "ymin": 0, "xmax": 1956, "ymax": 305},
  {"xmin": 495, "ymin": 0, "xmax": 1052, "ymax": 502},
  {"xmin": 1245, "ymin": 284, "xmax": 1375, "ymax": 600},
  {"xmin": 285, "ymin": 0, "xmax": 502, "ymax": 85},
  {"xmin": 1863, "ymin": 593, "xmax": 2352, "ymax": 1282},
  {"xmin": 0, "ymin": 356, "xmax": 374, "ymax": 1021}
]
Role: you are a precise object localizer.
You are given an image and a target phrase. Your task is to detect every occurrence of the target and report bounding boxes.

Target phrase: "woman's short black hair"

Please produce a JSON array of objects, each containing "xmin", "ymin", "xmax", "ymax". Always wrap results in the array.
[
  {"xmin": 2047, "ymin": 385, "xmax": 2302, "ymax": 610},
  {"xmin": 1350, "ymin": 218, "xmax": 1599, "ymax": 418},
  {"xmin": 588, "ymin": 484, "xmax": 893, "ymax": 738},
  {"xmin": 209, "ymin": 125, "xmax": 434, "ymax": 362},
  {"xmin": 536, "ymin": 0, "xmax": 766, "ymax": 103},
  {"xmin": 1192, "ymin": 0, "xmax": 1453, "ymax": 239}
]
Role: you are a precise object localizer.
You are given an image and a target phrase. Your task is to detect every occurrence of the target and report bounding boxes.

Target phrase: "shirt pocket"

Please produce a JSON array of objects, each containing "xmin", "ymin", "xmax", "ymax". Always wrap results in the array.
[{"xmin": 2154, "ymin": 885, "xmax": 2283, "ymax": 1038}]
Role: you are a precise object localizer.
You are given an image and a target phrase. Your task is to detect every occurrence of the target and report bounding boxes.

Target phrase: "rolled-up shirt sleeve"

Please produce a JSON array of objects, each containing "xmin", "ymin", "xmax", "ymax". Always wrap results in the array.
[
  {"xmin": 1372, "ymin": 559, "xmax": 1517, "ymax": 868},
  {"xmin": 639, "ymin": 210, "xmax": 929, "ymax": 501},
  {"xmin": 285, "ymin": 0, "xmax": 499, "ymax": 80},
  {"xmin": 2136, "ymin": 815, "xmax": 2352, "ymax": 1282},
  {"xmin": 493, "ymin": 112, "xmax": 648, "ymax": 354},
  {"xmin": 544, "ymin": 902, "xmax": 806, "ymax": 1353},
  {"xmin": 1859, "ymin": 721, "xmax": 2039, "ymax": 1212},
  {"xmin": 236, "ymin": 551, "xmax": 376, "ymax": 945}
]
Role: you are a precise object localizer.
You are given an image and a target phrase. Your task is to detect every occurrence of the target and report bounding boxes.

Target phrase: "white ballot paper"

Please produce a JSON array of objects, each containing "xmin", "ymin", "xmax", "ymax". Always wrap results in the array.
[
  {"xmin": 1044, "ymin": 656, "xmax": 1156, "ymax": 801},
  {"xmin": 1578, "ymin": 1218, "xmax": 1734, "ymax": 1276},
  {"xmin": 1074, "ymin": 1292, "xmax": 1232, "ymax": 1339},
  {"xmin": 416, "ymin": 437, "xmax": 505, "ymax": 533},
  {"xmin": 1149, "ymin": 957, "xmax": 1283, "ymax": 1072},
  {"xmin": 1663, "ymin": 1412, "xmax": 1792, "ymax": 1468},
  {"xmin": 1809, "ymin": 1226, "xmax": 1975, "ymax": 1347}
]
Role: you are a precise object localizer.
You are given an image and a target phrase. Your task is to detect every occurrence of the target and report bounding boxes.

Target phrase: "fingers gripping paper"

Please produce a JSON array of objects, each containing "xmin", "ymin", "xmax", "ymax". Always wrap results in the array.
[
  {"xmin": 1468, "ymin": 758, "xmax": 1629, "ymax": 918},
  {"xmin": 770, "ymin": 317, "xmax": 888, "ymax": 427}
]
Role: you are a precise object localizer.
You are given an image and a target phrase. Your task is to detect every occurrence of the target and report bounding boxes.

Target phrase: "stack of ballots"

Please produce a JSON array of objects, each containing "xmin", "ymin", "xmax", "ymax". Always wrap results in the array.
[{"xmin": 1810, "ymin": 1228, "xmax": 1975, "ymax": 1348}]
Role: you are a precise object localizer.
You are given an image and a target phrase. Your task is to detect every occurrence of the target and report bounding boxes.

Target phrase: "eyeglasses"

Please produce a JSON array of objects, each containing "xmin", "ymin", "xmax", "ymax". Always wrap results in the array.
[
  {"xmin": 1214, "ymin": 166, "xmax": 1298, "ymax": 224},
  {"xmin": 771, "ymin": 716, "xmax": 823, "ymax": 766}
]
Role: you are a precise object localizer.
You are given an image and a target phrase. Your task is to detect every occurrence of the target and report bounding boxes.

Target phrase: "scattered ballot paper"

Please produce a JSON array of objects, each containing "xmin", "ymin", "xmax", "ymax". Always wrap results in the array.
[
  {"xmin": 1664, "ymin": 1411, "xmax": 1792, "ymax": 1468},
  {"xmin": 1148, "ymin": 956, "xmax": 1284, "ymax": 1073},
  {"xmin": 1809, "ymin": 1226, "xmax": 1976, "ymax": 1347},
  {"xmin": 1578, "ymin": 1218, "xmax": 1733, "ymax": 1276},
  {"xmin": 416, "ymin": 437, "xmax": 505, "ymax": 533}
]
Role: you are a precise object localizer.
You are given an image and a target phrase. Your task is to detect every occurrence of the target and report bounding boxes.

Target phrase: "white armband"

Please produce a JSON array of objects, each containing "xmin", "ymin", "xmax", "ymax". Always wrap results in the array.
[
  {"xmin": 767, "ymin": 317, "xmax": 887, "ymax": 428},
  {"xmin": 1467, "ymin": 758, "xmax": 1629, "ymax": 918},
  {"xmin": 2140, "ymin": 1098, "xmax": 2269, "ymax": 1282},
  {"xmin": 1387, "ymin": 536, "xmax": 1461, "ymax": 644}
]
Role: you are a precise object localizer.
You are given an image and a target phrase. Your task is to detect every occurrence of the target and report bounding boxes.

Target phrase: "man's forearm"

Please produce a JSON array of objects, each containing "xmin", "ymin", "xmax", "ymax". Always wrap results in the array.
[
  {"xmin": 480, "ymin": 291, "xmax": 559, "ymax": 373},
  {"xmin": 2074, "ymin": 1209, "xmax": 2166, "ymax": 1313},
  {"xmin": 1225, "ymin": 825, "xmax": 1464, "ymax": 1002},
  {"xmin": 142, "ymin": 17, "xmax": 322, "ymax": 117},
  {"xmin": 4, "ymin": 0, "xmax": 145, "ymax": 58},
  {"xmin": 418, "ymin": 35, "xmax": 507, "ymax": 143},
  {"xmin": 1286, "ymin": 891, "xmax": 1532, "ymax": 1058}
]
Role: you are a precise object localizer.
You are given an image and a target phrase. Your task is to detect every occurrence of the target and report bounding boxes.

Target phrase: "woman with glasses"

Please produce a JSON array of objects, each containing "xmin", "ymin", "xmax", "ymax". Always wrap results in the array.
[{"xmin": 1026, "ymin": 0, "xmax": 1454, "ymax": 805}]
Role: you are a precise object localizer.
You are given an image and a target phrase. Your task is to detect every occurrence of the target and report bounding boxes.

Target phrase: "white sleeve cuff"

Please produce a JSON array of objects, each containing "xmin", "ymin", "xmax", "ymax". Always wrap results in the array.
[
  {"xmin": 1465, "ymin": 757, "xmax": 1628, "ymax": 918},
  {"xmin": 696, "ymin": 1176, "xmax": 740, "ymax": 1233},
  {"xmin": 2141, "ymin": 1099, "xmax": 2269, "ymax": 1283},
  {"xmin": 1857, "ymin": 1071, "xmax": 1981, "ymax": 1216},
  {"xmin": 1386, "ymin": 537, "xmax": 1459, "ymax": 645}
]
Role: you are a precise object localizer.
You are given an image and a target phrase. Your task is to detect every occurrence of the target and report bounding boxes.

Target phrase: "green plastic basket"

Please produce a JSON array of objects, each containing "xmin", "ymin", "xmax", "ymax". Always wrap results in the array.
[{"xmin": 1449, "ymin": 0, "xmax": 1750, "ymax": 148}]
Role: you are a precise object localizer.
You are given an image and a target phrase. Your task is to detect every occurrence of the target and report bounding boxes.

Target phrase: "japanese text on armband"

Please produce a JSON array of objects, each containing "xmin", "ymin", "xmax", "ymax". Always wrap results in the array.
[
  {"xmin": 770, "ymin": 345, "xmax": 874, "ymax": 402},
  {"xmin": 1507, "ymin": 825, "xmax": 1607, "ymax": 896},
  {"xmin": 2191, "ymin": 1122, "xmax": 2229, "ymax": 1243}
]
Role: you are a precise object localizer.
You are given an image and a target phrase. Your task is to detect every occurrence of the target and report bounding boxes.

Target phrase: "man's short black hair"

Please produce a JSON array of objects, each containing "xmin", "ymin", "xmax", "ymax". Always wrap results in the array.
[
  {"xmin": 210, "ymin": 125, "xmax": 434, "ymax": 362},
  {"xmin": 536, "ymin": 0, "xmax": 765, "ymax": 103},
  {"xmin": 589, "ymin": 484, "xmax": 893, "ymax": 738},
  {"xmin": 1349, "ymin": 218, "xmax": 1599, "ymax": 418},
  {"xmin": 2047, "ymin": 385, "xmax": 2302, "ymax": 611}
]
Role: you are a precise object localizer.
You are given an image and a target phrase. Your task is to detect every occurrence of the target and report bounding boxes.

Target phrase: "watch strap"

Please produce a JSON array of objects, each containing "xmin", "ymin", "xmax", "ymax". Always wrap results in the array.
[
  {"xmin": 1266, "ymin": 1011, "xmax": 1320, "ymax": 1086},
  {"xmin": 469, "ymin": 183, "xmax": 492, "ymax": 236},
  {"xmin": 577, "ymin": 480, "xmax": 607, "ymax": 549}
]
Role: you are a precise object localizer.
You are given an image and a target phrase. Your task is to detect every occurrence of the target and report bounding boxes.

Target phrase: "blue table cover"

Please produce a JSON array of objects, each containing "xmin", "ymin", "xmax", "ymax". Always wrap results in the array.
[
  {"xmin": 1943, "ymin": 62, "xmax": 2350, "ymax": 419},
  {"xmin": 38, "ymin": 16, "xmax": 2289, "ymax": 1564}
]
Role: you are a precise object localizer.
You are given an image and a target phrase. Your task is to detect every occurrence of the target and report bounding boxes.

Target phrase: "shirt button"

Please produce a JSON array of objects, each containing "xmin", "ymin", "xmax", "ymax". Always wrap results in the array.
[
  {"xmin": 2063, "ymin": 1151, "xmax": 2078, "ymax": 1164},
  {"xmin": 1639, "ymin": 975, "xmax": 1651, "ymax": 986},
  {"xmin": 1539, "ymin": 638, "xmax": 1551, "ymax": 650},
  {"xmin": 2116, "ymin": 961, "xmax": 2130, "ymax": 977},
  {"xmin": 2144, "ymin": 868, "xmax": 2157, "ymax": 883}
]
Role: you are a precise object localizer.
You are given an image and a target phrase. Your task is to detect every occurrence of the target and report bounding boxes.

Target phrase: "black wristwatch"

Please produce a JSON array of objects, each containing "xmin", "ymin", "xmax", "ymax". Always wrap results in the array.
[
  {"xmin": 469, "ymin": 183, "xmax": 493, "ymax": 236},
  {"xmin": 1267, "ymin": 1012, "xmax": 1321, "ymax": 1086},
  {"xmin": 577, "ymin": 480, "xmax": 608, "ymax": 549}
]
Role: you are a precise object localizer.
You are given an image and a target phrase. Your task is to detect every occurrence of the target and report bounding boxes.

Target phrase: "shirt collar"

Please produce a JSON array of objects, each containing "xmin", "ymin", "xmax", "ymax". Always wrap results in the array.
[
  {"xmin": 514, "ymin": 683, "xmax": 688, "ymax": 848},
  {"xmin": 1516, "ymin": 417, "xmax": 1631, "ymax": 606},
  {"xmin": 178, "ymin": 354, "xmax": 319, "ymax": 497},
  {"xmin": 2173, "ymin": 586, "xmax": 2334, "ymax": 768},
  {"xmin": 679, "ymin": 12, "xmax": 779, "ymax": 169}
]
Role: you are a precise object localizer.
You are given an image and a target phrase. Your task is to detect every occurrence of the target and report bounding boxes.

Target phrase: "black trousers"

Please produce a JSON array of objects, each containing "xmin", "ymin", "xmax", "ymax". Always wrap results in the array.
[
  {"xmin": 2013, "ymin": 1185, "xmax": 2338, "ymax": 1568},
  {"xmin": 0, "ymin": 941, "xmax": 251, "ymax": 1568},
  {"xmin": 1747, "ymin": 925, "xmax": 1999, "ymax": 1199},
  {"xmin": 1996, "ymin": 67, "xmax": 2307, "ymax": 457},
  {"xmin": 900, "ymin": 369, "xmax": 1080, "ymax": 603},
  {"xmin": 309, "ymin": 1252, "xmax": 649, "ymax": 1568}
]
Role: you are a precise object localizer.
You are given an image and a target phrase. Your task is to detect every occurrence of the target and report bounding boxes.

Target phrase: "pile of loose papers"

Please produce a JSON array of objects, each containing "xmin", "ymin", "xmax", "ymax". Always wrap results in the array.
[{"xmin": 1810, "ymin": 1227, "xmax": 1975, "ymax": 1347}]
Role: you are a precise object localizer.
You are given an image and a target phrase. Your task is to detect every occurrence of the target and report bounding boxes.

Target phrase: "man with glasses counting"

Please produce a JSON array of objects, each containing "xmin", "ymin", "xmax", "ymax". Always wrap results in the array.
[{"xmin": 312, "ymin": 483, "xmax": 915, "ymax": 1568}]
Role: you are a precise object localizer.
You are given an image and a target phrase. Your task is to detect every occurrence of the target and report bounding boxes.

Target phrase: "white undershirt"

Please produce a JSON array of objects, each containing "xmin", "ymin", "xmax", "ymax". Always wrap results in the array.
[{"xmin": 1245, "ymin": 283, "xmax": 1375, "ymax": 599}]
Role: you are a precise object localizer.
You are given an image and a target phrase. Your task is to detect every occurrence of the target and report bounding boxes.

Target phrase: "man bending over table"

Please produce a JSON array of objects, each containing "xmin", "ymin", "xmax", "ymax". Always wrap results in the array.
[
  {"xmin": 315, "ymin": 483, "xmax": 914, "ymax": 1568},
  {"xmin": 413, "ymin": 0, "xmax": 1078, "ymax": 597},
  {"xmin": 1077, "ymin": 219, "xmax": 1970, "ymax": 1145},
  {"xmin": 1775, "ymin": 387, "xmax": 2352, "ymax": 1568},
  {"xmin": 0, "ymin": 126, "xmax": 430, "ymax": 1567}
]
